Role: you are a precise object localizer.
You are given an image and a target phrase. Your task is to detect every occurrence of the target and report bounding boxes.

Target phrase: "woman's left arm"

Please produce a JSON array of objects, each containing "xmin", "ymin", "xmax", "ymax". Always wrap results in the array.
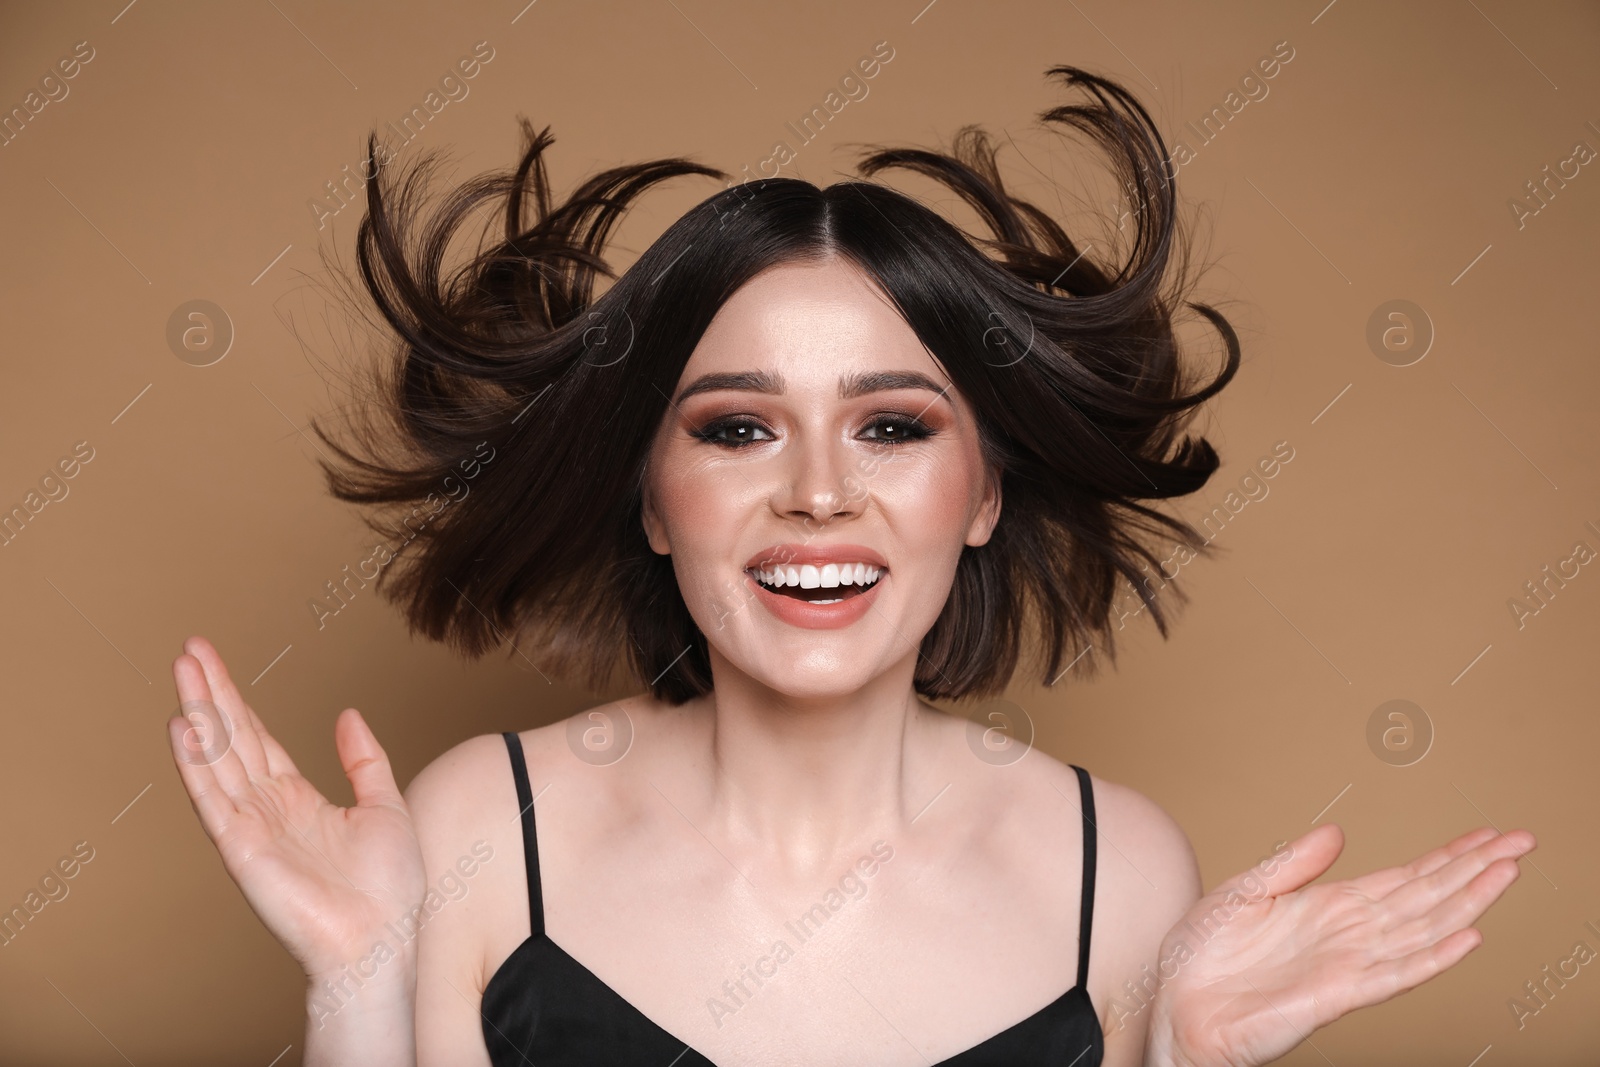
[{"xmin": 1141, "ymin": 822, "xmax": 1535, "ymax": 1067}]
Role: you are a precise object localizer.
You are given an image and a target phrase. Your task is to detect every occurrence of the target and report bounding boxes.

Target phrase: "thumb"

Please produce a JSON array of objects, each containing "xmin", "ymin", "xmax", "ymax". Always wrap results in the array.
[
  {"xmin": 1210, "ymin": 823, "xmax": 1345, "ymax": 900},
  {"xmin": 334, "ymin": 707, "xmax": 405, "ymax": 812}
]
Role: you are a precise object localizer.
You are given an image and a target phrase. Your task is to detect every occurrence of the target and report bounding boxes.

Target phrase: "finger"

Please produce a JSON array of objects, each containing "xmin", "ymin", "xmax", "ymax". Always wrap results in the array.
[
  {"xmin": 1387, "ymin": 856, "xmax": 1522, "ymax": 956},
  {"xmin": 335, "ymin": 708, "xmax": 406, "ymax": 813},
  {"xmin": 1348, "ymin": 826, "xmax": 1502, "ymax": 899},
  {"xmin": 181, "ymin": 635, "xmax": 274, "ymax": 779},
  {"xmin": 1378, "ymin": 831, "xmax": 1535, "ymax": 922},
  {"xmin": 171, "ymin": 651, "xmax": 257, "ymax": 801},
  {"xmin": 227, "ymin": 687, "xmax": 302, "ymax": 782},
  {"xmin": 1210, "ymin": 823, "xmax": 1344, "ymax": 899},
  {"xmin": 165, "ymin": 711, "xmax": 237, "ymax": 841},
  {"xmin": 1360, "ymin": 926, "xmax": 1483, "ymax": 1008},
  {"xmin": 183, "ymin": 643, "xmax": 305, "ymax": 783}
]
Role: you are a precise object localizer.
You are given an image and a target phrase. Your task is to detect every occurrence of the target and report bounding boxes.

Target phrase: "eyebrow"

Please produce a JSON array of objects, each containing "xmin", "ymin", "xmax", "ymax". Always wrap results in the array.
[{"xmin": 672, "ymin": 369, "xmax": 951, "ymax": 405}]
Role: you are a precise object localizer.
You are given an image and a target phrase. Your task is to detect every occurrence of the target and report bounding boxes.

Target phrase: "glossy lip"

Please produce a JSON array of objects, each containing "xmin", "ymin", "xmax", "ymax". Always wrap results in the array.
[
  {"xmin": 743, "ymin": 567, "xmax": 884, "ymax": 630},
  {"xmin": 741, "ymin": 543, "xmax": 888, "ymax": 631}
]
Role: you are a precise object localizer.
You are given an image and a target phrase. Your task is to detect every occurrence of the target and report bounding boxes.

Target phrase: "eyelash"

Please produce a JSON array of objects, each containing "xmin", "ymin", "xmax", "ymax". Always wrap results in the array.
[{"xmin": 690, "ymin": 413, "xmax": 937, "ymax": 449}]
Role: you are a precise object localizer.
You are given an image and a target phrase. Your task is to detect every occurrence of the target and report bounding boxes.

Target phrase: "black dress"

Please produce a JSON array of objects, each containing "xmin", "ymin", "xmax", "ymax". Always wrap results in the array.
[{"xmin": 482, "ymin": 730, "xmax": 1104, "ymax": 1065}]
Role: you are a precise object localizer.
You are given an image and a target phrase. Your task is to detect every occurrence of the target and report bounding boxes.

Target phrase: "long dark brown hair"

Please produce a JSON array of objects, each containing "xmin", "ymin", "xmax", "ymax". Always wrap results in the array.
[{"xmin": 309, "ymin": 64, "xmax": 1241, "ymax": 705}]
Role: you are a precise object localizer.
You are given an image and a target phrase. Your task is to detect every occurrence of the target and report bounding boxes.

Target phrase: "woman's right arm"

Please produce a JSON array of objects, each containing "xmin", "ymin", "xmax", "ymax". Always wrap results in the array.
[
  {"xmin": 166, "ymin": 636, "xmax": 428, "ymax": 1066},
  {"xmin": 405, "ymin": 734, "xmax": 512, "ymax": 1067}
]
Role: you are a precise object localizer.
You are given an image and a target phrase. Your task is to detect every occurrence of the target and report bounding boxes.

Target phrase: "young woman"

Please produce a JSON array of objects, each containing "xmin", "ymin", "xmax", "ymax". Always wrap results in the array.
[{"xmin": 166, "ymin": 66, "xmax": 1534, "ymax": 1066}]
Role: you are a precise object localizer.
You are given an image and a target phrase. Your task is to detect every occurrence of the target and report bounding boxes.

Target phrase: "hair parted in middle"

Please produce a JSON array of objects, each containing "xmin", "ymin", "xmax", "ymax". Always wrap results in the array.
[{"xmin": 309, "ymin": 64, "xmax": 1241, "ymax": 705}]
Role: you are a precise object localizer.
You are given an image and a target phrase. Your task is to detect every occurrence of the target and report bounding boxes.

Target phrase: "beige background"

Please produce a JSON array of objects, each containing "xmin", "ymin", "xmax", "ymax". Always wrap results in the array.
[{"xmin": 2, "ymin": 1, "xmax": 1597, "ymax": 1063}]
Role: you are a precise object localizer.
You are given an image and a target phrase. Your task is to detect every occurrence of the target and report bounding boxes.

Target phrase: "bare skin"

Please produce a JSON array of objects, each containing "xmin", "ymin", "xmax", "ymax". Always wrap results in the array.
[{"xmin": 167, "ymin": 257, "xmax": 1535, "ymax": 1066}]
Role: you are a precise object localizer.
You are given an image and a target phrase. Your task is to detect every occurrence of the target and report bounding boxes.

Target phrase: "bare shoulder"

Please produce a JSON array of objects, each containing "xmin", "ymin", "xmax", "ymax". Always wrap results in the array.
[
  {"xmin": 405, "ymin": 717, "xmax": 613, "ymax": 1067},
  {"xmin": 1078, "ymin": 767, "xmax": 1203, "ymax": 905},
  {"xmin": 403, "ymin": 730, "xmax": 520, "ymax": 851},
  {"xmin": 402, "ymin": 701, "xmax": 645, "ymax": 1001},
  {"xmin": 402, "ymin": 696, "xmax": 655, "ymax": 897},
  {"xmin": 1000, "ymin": 745, "xmax": 1202, "ymax": 908},
  {"xmin": 1010, "ymin": 750, "xmax": 1203, "ymax": 1021},
  {"xmin": 401, "ymin": 703, "xmax": 626, "ymax": 830}
]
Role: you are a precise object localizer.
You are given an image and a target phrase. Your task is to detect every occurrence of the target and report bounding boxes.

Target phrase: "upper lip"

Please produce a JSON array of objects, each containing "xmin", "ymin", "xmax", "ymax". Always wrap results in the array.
[{"xmin": 744, "ymin": 543, "xmax": 888, "ymax": 572}]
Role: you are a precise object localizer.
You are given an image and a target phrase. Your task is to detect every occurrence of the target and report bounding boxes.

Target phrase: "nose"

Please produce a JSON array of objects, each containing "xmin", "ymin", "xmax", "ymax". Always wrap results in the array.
[{"xmin": 772, "ymin": 429, "xmax": 862, "ymax": 531}]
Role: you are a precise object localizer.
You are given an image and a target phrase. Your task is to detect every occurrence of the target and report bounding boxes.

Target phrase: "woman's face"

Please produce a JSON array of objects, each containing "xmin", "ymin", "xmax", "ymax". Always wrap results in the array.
[{"xmin": 641, "ymin": 255, "xmax": 1002, "ymax": 701}]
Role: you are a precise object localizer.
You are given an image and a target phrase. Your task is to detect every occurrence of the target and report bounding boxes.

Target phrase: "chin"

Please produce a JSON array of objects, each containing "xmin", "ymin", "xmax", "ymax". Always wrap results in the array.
[{"xmin": 732, "ymin": 650, "xmax": 886, "ymax": 701}]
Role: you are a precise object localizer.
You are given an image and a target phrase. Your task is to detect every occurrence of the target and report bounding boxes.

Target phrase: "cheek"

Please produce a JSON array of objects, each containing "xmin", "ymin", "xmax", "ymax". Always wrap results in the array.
[
  {"xmin": 867, "ymin": 450, "xmax": 980, "ymax": 536},
  {"xmin": 653, "ymin": 455, "xmax": 757, "ymax": 529}
]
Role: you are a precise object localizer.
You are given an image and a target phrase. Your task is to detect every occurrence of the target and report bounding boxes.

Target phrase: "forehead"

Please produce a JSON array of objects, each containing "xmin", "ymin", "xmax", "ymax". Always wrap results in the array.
[{"xmin": 682, "ymin": 257, "xmax": 946, "ymax": 384}]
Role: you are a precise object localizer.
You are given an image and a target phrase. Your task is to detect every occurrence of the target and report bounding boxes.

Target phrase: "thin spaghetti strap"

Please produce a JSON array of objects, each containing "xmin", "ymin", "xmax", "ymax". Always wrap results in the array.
[
  {"xmin": 1070, "ymin": 764, "xmax": 1097, "ymax": 990},
  {"xmin": 500, "ymin": 731, "xmax": 545, "ymax": 937}
]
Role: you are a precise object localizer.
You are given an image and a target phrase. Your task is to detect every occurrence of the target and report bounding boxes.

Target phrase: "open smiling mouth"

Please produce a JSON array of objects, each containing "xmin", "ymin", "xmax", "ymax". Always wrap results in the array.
[{"xmin": 746, "ymin": 563, "xmax": 883, "ymax": 605}]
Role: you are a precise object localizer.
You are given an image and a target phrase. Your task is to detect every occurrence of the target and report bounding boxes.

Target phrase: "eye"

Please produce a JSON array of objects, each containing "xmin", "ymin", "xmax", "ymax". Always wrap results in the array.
[
  {"xmin": 860, "ymin": 413, "xmax": 936, "ymax": 446},
  {"xmin": 690, "ymin": 417, "xmax": 773, "ymax": 448}
]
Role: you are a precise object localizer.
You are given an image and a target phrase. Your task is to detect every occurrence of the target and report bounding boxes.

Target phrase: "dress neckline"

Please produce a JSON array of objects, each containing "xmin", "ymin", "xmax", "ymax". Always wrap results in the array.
[
  {"xmin": 487, "ymin": 730, "xmax": 1103, "ymax": 1064},
  {"xmin": 482, "ymin": 927, "xmax": 1100, "ymax": 1066}
]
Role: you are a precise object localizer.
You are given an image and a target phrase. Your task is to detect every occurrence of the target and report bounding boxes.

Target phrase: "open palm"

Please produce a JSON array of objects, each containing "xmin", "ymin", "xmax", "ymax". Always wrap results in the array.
[
  {"xmin": 1152, "ymin": 822, "xmax": 1535, "ymax": 1067},
  {"xmin": 166, "ymin": 635, "xmax": 427, "ymax": 983}
]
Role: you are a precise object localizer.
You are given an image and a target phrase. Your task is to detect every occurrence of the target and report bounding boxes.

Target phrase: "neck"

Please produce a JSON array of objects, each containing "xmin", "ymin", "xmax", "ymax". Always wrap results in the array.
[{"xmin": 685, "ymin": 646, "xmax": 946, "ymax": 878}]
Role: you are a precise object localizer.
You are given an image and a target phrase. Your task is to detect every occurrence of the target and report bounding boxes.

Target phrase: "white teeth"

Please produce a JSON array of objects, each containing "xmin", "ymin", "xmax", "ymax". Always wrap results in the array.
[{"xmin": 751, "ymin": 563, "xmax": 883, "ymax": 589}]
